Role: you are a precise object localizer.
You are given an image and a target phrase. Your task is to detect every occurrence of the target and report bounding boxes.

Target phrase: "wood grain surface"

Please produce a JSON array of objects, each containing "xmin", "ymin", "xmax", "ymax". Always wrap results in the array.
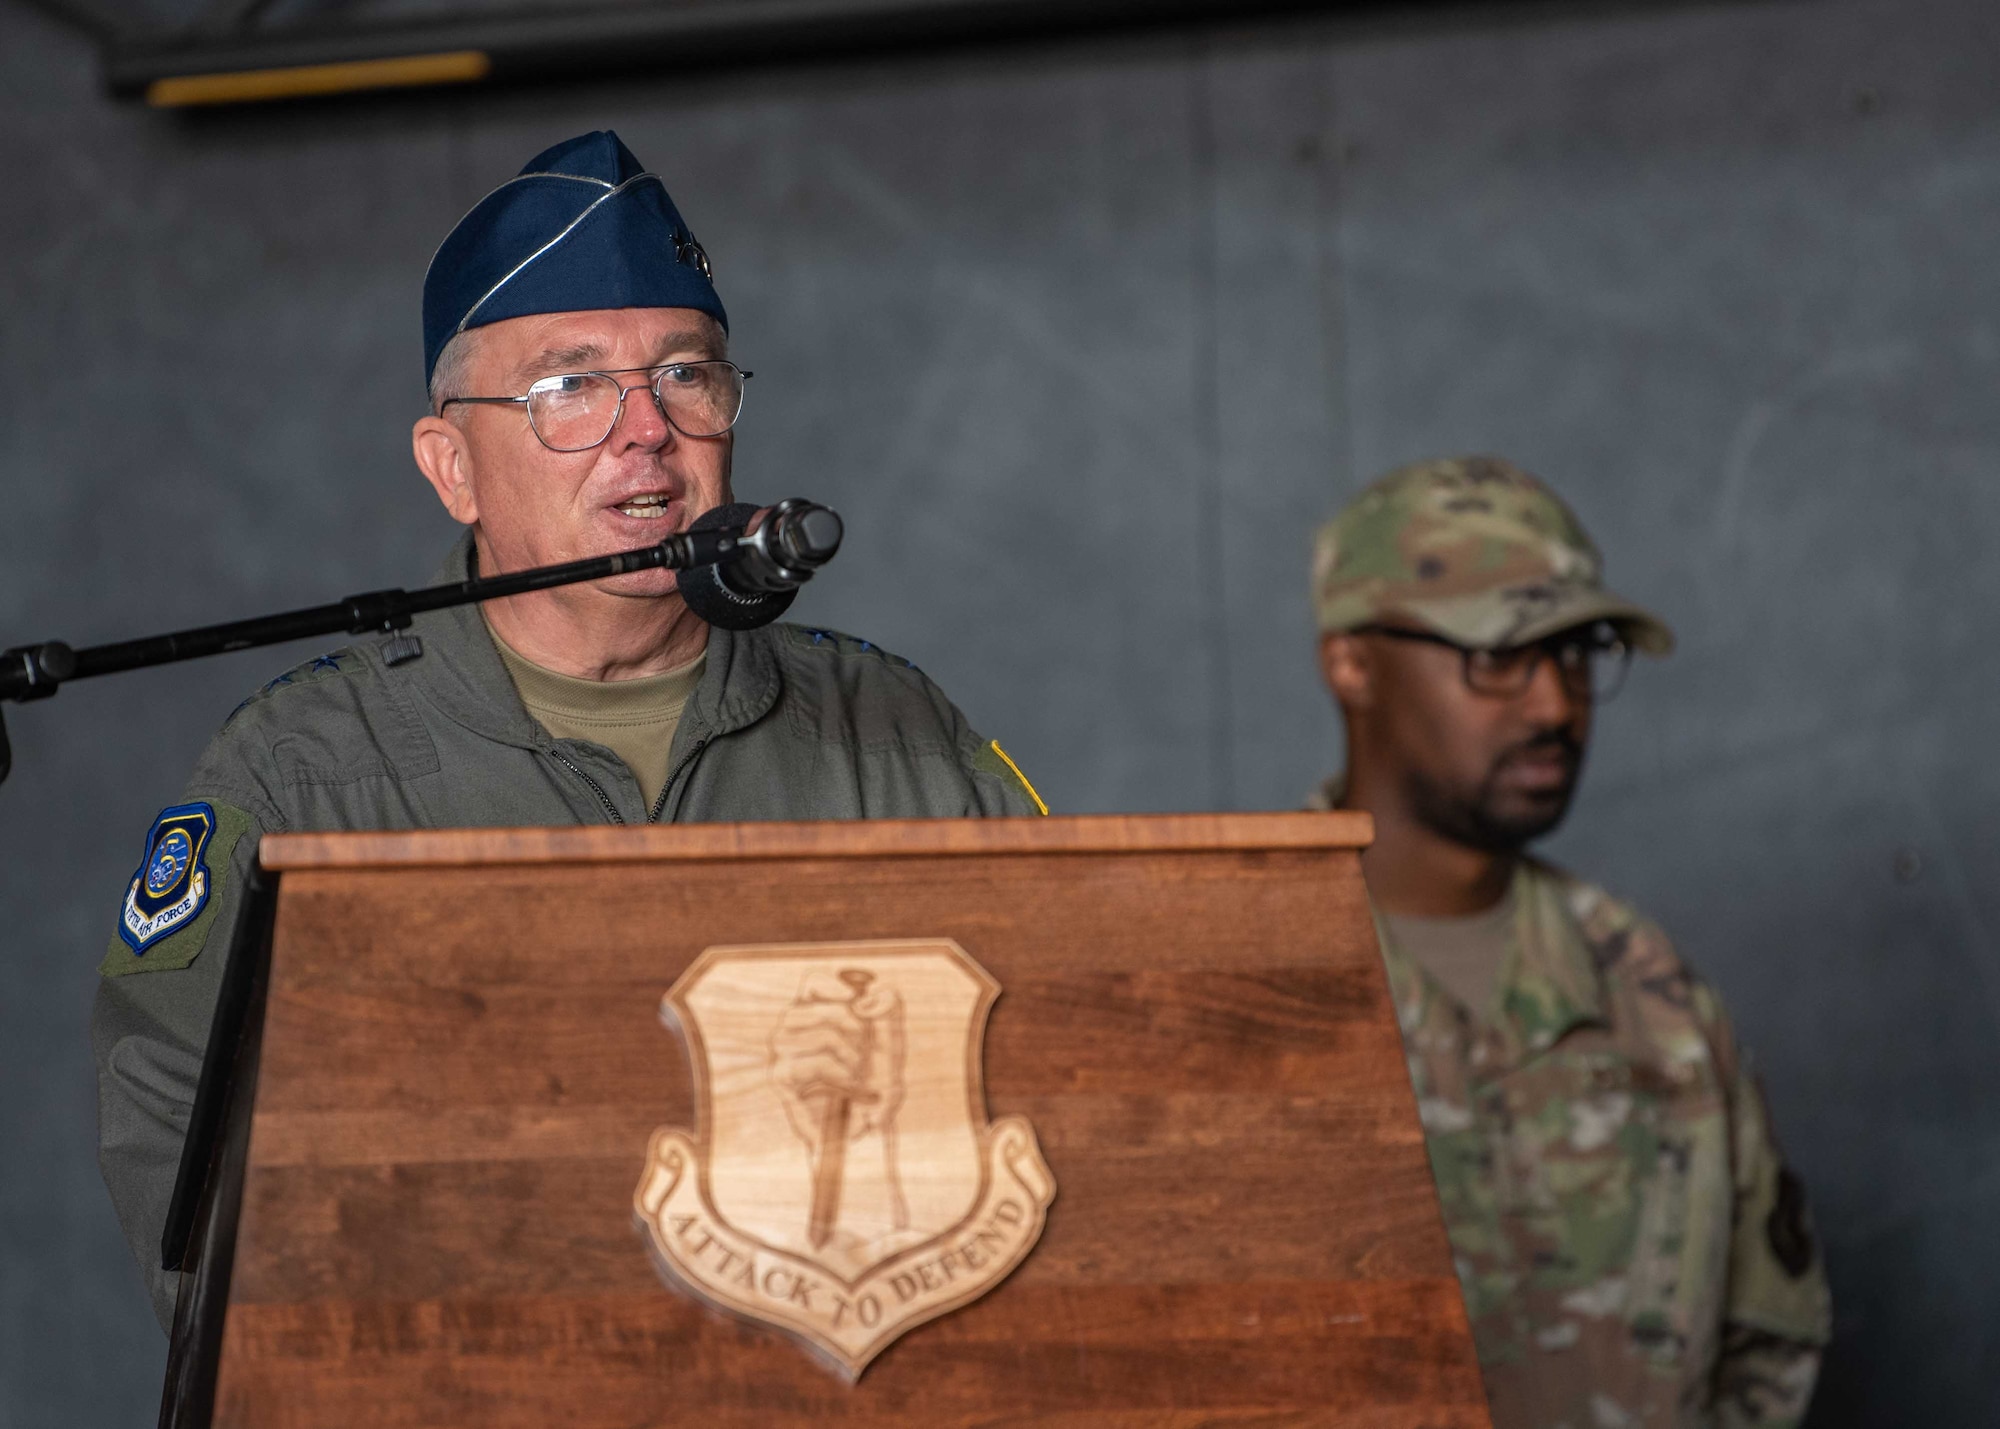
[
  {"xmin": 210, "ymin": 815, "xmax": 1489, "ymax": 1427},
  {"xmin": 258, "ymin": 810, "xmax": 1374, "ymax": 868}
]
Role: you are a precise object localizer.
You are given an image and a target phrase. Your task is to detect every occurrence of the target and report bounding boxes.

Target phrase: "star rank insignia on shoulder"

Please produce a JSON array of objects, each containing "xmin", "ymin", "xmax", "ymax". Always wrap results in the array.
[
  {"xmin": 225, "ymin": 649, "xmax": 350, "ymax": 725},
  {"xmin": 118, "ymin": 802, "xmax": 219, "ymax": 953},
  {"xmin": 792, "ymin": 628, "xmax": 919, "ymax": 670}
]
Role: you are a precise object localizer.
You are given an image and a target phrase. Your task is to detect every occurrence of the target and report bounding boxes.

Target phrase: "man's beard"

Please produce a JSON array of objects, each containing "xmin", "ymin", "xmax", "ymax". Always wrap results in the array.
[{"xmin": 1404, "ymin": 731, "xmax": 1584, "ymax": 855}]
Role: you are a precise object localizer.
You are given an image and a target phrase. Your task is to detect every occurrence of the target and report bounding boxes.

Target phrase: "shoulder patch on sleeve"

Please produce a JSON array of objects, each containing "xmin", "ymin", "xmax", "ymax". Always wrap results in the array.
[
  {"xmin": 972, "ymin": 740, "xmax": 1048, "ymax": 816},
  {"xmin": 99, "ymin": 801, "xmax": 253, "ymax": 977},
  {"xmin": 1766, "ymin": 1165, "xmax": 1817, "ymax": 1278}
]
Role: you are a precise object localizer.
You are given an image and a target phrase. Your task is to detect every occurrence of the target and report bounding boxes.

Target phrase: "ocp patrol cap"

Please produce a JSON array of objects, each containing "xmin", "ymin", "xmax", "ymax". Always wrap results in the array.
[
  {"xmin": 422, "ymin": 130, "xmax": 727, "ymax": 385},
  {"xmin": 1311, "ymin": 455, "xmax": 1674, "ymax": 654}
]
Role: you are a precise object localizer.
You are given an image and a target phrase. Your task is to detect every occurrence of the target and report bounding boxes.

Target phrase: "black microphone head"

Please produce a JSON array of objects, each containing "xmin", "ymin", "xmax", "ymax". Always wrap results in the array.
[
  {"xmin": 677, "ymin": 501, "xmax": 798, "ymax": 631},
  {"xmin": 782, "ymin": 505, "xmax": 844, "ymax": 566},
  {"xmin": 772, "ymin": 504, "xmax": 844, "ymax": 564}
]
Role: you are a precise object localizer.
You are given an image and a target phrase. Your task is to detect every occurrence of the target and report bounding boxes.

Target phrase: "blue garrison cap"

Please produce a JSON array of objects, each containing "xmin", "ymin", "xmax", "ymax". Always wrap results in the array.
[{"xmin": 422, "ymin": 130, "xmax": 727, "ymax": 385}]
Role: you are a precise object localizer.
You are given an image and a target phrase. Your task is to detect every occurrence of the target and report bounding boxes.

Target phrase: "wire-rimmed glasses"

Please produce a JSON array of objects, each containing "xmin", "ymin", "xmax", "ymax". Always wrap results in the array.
[{"xmin": 440, "ymin": 361, "xmax": 751, "ymax": 451}]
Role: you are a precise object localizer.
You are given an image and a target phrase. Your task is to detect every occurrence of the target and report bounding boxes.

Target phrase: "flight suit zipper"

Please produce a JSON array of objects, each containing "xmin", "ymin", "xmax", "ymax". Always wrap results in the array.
[
  {"xmin": 549, "ymin": 749, "xmax": 625, "ymax": 824},
  {"xmin": 651, "ymin": 735, "xmax": 711, "ymax": 823},
  {"xmin": 550, "ymin": 734, "xmax": 713, "ymax": 826}
]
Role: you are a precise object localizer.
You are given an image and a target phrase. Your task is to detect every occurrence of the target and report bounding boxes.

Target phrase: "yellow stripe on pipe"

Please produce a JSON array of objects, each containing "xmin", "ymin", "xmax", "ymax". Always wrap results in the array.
[{"xmin": 145, "ymin": 49, "xmax": 491, "ymax": 107}]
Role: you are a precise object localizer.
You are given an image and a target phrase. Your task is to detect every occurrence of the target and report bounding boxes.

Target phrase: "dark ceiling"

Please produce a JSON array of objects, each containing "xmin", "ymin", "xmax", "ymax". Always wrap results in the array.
[{"xmin": 20, "ymin": 0, "xmax": 1659, "ymax": 107}]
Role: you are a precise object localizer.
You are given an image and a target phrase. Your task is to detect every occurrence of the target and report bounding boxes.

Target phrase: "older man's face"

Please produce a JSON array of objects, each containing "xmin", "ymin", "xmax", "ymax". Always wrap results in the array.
[{"xmin": 420, "ymin": 306, "xmax": 733, "ymax": 599}]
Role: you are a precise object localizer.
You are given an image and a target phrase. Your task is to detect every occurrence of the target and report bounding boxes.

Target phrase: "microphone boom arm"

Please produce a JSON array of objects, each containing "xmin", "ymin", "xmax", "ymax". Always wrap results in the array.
[{"xmin": 0, "ymin": 499, "xmax": 840, "ymax": 787}]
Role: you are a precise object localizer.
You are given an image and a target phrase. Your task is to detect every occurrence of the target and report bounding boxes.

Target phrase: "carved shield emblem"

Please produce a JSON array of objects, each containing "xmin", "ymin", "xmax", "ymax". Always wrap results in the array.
[{"xmin": 633, "ymin": 939, "xmax": 1056, "ymax": 1379}]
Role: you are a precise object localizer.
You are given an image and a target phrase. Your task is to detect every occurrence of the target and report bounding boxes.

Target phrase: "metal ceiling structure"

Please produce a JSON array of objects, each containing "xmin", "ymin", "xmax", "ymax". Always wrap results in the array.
[{"xmin": 21, "ymin": 0, "xmax": 1546, "ymax": 107}]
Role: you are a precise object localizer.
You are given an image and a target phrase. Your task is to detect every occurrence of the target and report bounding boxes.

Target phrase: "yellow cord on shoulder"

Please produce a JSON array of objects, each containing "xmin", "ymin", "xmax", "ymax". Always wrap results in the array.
[{"xmin": 989, "ymin": 741, "xmax": 1048, "ymax": 816}]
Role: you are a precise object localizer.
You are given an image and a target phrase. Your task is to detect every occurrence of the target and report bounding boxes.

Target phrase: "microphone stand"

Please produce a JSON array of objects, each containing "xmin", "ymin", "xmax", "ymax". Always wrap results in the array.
[{"xmin": 0, "ymin": 528, "xmax": 741, "ymax": 787}]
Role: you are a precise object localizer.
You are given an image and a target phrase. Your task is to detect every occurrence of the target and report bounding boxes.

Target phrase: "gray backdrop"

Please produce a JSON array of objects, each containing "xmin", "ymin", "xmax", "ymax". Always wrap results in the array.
[{"xmin": 4, "ymin": 0, "xmax": 1996, "ymax": 1421}]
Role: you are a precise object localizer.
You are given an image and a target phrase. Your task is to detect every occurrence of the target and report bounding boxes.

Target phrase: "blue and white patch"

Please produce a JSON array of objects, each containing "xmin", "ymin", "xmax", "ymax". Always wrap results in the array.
[{"xmin": 119, "ymin": 802, "xmax": 218, "ymax": 953}]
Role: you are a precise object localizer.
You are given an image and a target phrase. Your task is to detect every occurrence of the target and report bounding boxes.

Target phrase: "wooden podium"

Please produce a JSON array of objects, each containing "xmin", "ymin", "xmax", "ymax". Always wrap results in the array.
[{"xmin": 159, "ymin": 813, "xmax": 1491, "ymax": 1427}]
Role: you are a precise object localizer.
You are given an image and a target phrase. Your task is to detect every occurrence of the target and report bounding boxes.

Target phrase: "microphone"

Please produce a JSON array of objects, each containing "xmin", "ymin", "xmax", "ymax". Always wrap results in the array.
[
  {"xmin": 0, "ymin": 501, "xmax": 843, "ymax": 786},
  {"xmin": 677, "ymin": 499, "xmax": 845, "ymax": 631}
]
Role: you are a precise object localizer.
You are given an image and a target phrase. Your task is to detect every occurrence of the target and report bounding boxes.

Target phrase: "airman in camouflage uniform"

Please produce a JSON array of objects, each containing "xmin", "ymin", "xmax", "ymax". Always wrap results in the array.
[{"xmin": 1310, "ymin": 457, "xmax": 1830, "ymax": 1427}]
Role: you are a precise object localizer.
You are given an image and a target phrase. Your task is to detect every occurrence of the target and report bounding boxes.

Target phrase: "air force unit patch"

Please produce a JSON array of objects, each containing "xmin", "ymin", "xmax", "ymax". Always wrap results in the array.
[
  {"xmin": 634, "ymin": 939, "xmax": 1055, "ymax": 1380},
  {"xmin": 119, "ymin": 803, "xmax": 218, "ymax": 953}
]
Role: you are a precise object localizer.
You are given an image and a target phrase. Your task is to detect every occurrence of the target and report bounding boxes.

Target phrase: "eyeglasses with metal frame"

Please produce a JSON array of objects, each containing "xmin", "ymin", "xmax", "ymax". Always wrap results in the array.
[
  {"xmin": 1352, "ymin": 620, "xmax": 1633, "ymax": 702},
  {"xmin": 438, "ymin": 360, "xmax": 753, "ymax": 452}
]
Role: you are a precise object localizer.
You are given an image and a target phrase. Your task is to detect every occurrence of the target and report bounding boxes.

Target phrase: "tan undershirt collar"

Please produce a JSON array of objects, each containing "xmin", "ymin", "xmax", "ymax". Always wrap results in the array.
[
  {"xmin": 1382, "ymin": 884, "xmax": 1518, "ymax": 1019},
  {"xmin": 488, "ymin": 617, "xmax": 706, "ymax": 811}
]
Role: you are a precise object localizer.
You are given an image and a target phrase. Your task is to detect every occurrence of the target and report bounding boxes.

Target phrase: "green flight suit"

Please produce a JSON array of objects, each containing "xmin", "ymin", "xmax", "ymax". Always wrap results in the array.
[{"xmin": 92, "ymin": 534, "xmax": 1044, "ymax": 1329}]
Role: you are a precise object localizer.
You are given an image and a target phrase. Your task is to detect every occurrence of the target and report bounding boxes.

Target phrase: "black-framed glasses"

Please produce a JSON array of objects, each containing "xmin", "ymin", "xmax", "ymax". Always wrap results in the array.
[
  {"xmin": 440, "ymin": 361, "xmax": 752, "ymax": 452},
  {"xmin": 1355, "ymin": 620, "xmax": 1633, "ymax": 702}
]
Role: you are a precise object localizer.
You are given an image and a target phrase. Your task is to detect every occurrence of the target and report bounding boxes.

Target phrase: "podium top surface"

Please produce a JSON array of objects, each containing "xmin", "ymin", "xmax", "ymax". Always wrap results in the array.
[{"xmin": 259, "ymin": 810, "xmax": 1374, "ymax": 870}]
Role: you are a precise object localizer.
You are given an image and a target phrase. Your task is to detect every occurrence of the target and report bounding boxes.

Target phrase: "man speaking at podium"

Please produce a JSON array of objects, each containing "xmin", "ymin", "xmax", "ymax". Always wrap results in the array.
[
  {"xmin": 91, "ymin": 130, "xmax": 1046, "ymax": 1331},
  {"xmin": 1310, "ymin": 458, "xmax": 1830, "ymax": 1428}
]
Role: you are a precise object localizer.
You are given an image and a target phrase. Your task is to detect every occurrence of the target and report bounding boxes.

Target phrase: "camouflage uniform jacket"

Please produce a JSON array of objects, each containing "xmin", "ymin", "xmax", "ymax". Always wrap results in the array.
[{"xmin": 1376, "ymin": 859, "xmax": 1831, "ymax": 1428}]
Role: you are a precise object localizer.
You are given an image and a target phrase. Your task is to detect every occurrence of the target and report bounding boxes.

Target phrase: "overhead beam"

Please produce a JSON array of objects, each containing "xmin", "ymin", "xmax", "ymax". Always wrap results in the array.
[{"xmin": 110, "ymin": 0, "xmax": 1387, "ymax": 106}]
